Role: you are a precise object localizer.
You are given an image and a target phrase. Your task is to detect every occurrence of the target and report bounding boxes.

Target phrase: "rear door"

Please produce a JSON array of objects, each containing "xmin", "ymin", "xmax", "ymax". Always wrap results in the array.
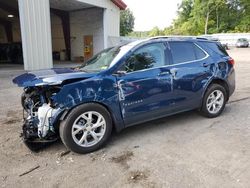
[
  {"xmin": 115, "ymin": 42, "xmax": 173, "ymax": 126},
  {"xmin": 167, "ymin": 41, "xmax": 213, "ymax": 111}
]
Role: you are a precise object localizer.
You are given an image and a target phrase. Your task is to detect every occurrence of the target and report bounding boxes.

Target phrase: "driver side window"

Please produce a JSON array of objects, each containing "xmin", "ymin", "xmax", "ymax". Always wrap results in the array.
[{"xmin": 122, "ymin": 43, "xmax": 166, "ymax": 73}]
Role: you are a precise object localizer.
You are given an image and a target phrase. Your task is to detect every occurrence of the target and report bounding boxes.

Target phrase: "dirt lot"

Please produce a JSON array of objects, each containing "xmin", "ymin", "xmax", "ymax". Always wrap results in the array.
[{"xmin": 0, "ymin": 48, "xmax": 250, "ymax": 188}]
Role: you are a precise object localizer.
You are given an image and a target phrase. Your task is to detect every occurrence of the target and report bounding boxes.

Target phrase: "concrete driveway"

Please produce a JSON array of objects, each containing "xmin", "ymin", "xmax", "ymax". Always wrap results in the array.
[{"xmin": 0, "ymin": 48, "xmax": 249, "ymax": 188}]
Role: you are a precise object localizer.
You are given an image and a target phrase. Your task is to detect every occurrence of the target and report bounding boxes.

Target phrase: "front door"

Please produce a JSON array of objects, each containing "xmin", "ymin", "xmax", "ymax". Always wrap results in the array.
[{"xmin": 115, "ymin": 42, "xmax": 173, "ymax": 126}]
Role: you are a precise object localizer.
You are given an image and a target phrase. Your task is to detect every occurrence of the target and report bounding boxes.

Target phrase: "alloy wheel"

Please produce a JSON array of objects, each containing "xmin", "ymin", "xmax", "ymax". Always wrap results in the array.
[
  {"xmin": 206, "ymin": 90, "xmax": 224, "ymax": 114},
  {"xmin": 71, "ymin": 111, "xmax": 106, "ymax": 147}
]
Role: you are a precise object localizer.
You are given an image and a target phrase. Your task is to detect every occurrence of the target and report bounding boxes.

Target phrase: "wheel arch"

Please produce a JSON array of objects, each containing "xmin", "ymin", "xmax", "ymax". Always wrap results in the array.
[
  {"xmin": 57, "ymin": 101, "xmax": 124, "ymax": 133},
  {"xmin": 204, "ymin": 78, "xmax": 230, "ymax": 101}
]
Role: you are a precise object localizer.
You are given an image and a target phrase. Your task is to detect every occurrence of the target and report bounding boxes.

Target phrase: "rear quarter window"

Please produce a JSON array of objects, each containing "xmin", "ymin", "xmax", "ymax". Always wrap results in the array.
[
  {"xmin": 203, "ymin": 41, "xmax": 228, "ymax": 56},
  {"xmin": 194, "ymin": 44, "xmax": 207, "ymax": 59}
]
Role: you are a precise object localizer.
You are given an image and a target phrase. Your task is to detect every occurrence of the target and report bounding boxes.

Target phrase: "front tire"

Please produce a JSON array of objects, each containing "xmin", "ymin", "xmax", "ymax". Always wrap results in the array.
[
  {"xmin": 60, "ymin": 103, "xmax": 112, "ymax": 154},
  {"xmin": 200, "ymin": 84, "xmax": 227, "ymax": 118}
]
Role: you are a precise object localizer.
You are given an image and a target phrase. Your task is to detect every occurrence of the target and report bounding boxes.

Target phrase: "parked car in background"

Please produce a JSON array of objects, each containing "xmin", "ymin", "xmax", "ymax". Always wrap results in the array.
[
  {"xmin": 236, "ymin": 38, "xmax": 249, "ymax": 48},
  {"xmin": 13, "ymin": 37, "xmax": 235, "ymax": 154}
]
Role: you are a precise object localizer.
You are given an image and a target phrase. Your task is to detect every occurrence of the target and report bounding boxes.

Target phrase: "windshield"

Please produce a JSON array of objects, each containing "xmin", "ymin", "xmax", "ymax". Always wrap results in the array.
[{"xmin": 77, "ymin": 46, "xmax": 122, "ymax": 72}]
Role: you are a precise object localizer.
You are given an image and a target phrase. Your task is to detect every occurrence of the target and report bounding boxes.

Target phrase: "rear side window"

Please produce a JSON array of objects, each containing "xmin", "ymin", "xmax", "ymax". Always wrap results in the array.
[
  {"xmin": 169, "ymin": 42, "xmax": 207, "ymax": 64},
  {"xmin": 203, "ymin": 41, "xmax": 228, "ymax": 56}
]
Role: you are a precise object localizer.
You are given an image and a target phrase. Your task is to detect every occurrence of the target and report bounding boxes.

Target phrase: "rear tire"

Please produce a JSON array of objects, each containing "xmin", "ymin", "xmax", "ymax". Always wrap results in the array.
[
  {"xmin": 60, "ymin": 103, "xmax": 112, "ymax": 154},
  {"xmin": 200, "ymin": 84, "xmax": 227, "ymax": 118}
]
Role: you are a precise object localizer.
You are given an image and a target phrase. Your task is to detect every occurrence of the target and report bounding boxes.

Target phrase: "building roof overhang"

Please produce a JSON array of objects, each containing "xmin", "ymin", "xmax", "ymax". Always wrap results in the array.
[{"xmin": 111, "ymin": 0, "xmax": 127, "ymax": 10}]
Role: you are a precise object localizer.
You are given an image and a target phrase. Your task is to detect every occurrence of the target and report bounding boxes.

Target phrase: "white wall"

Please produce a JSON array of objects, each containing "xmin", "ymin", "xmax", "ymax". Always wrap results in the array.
[
  {"xmin": 103, "ymin": 6, "xmax": 120, "ymax": 48},
  {"xmin": 18, "ymin": 0, "xmax": 53, "ymax": 70},
  {"xmin": 211, "ymin": 33, "xmax": 250, "ymax": 46},
  {"xmin": 4, "ymin": 0, "xmax": 121, "ymax": 65},
  {"xmin": 102, "ymin": 2, "xmax": 120, "ymax": 48},
  {"xmin": 78, "ymin": 0, "xmax": 120, "ymax": 10},
  {"xmin": 70, "ymin": 8, "xmax": 104, "ymax": 59},
  {"xmin": 78, "ymin": 0, "xmax": 121, "ymax": 48}
]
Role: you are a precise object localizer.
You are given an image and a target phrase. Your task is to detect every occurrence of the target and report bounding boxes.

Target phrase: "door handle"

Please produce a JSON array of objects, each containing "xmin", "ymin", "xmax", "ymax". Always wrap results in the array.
[
  {"xmin": 158, "ymin": 71, "xmax": 170, "ymax": 76},
  {"xmin": 203, "ymin": 62, "xmax": 209, "ymax": 67}
]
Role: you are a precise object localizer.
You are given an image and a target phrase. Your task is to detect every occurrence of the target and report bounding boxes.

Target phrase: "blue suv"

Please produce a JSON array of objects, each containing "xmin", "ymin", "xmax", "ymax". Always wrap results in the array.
[{"xmin": 13, "ymin": 37, "xmax": 235, "ymax": 153}]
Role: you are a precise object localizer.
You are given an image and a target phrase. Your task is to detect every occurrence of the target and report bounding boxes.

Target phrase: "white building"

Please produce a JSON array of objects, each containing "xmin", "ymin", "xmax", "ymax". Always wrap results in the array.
[{"xmin": 0, "ymin": 0, "xmax": 126, "ymax": 70}]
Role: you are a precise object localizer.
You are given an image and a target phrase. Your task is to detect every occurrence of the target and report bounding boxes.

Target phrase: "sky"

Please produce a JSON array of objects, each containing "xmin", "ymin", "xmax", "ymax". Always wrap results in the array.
[{"xmin": 123, "ymin": 0, "xmax": 182, "ymax": 31}]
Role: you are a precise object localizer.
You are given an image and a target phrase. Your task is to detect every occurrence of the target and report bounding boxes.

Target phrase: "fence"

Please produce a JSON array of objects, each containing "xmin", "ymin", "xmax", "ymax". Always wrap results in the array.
[
  {"xmin": 205, "ymin": 33, "xmax": 250, "ymax": 46},
  {"xmin": 107, "ymin": 36, "xmax": 139, "ymax": 47}
]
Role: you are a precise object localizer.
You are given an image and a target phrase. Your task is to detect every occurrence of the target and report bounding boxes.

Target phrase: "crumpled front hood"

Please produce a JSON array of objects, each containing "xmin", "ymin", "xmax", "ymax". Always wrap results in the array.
[{"xmin": 13, "ymin": 68, "xmax": 97, "ymax": 87}]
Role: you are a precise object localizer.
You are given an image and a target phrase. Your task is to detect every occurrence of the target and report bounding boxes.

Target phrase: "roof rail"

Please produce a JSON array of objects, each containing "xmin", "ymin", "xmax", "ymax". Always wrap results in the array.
[{"xmin": 148, "ymin": 36, "xmax": 208, "ymax": 40}]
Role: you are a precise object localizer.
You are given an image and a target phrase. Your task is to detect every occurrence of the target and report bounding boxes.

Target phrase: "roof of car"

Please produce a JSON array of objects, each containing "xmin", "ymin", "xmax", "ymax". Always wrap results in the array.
[
  {"xmin": 123, "ymin": 36, "xmax": 212, "ymax": 49},
  {"xmin": 237, "ymin": 38, "xmax": 248, "ymax": 40},
  {"xmin": 109, "ymin": 36, "xmax": 219, "ymax": 68},
  {"xmin": 148, "ymin": 36, "xmax": 209, "ymax": 41}
]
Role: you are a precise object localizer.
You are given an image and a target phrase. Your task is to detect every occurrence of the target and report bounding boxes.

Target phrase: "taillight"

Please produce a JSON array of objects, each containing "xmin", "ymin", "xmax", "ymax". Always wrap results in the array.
[{"xmin": 228, "ymin": 58, "xmax": 235, "ymax": 66}]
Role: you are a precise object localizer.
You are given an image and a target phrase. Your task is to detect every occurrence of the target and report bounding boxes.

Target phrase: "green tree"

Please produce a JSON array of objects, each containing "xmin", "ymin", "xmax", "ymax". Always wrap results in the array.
[
  {"xmin": 201, "ymin": 0, "xmax": 224, "ymax": 34},
  {"xmin": 120, "ymin": 9, "xmax": 135, "ymax": 36},
  {"xmin": 164, "ymin": 0, "xmax": 250, "ymax": 35},
  {"xmin": 149, "ymin": 27, "xmax": 164, "ymax": 37},
  {"xmin": 235, "ymin": 0, "xmax": 250, "ymax": 32}
]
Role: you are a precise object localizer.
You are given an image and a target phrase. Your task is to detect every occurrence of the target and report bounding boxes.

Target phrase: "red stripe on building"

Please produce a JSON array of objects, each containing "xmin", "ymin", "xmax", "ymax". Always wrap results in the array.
[{"xmin": 111, "ymin": 0, "xmax": 127, "ymax": 10}]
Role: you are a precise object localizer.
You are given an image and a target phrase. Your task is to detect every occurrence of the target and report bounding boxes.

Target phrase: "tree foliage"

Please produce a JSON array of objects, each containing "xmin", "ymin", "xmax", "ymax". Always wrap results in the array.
[
  {"xmin": 120, "ymin": 9, "xmax": 135, "ymax": 36},
  {"xmin": 130, "ymin": 0, "xmax": 250, "ymax": 37},
  {"xmin": 149, "ymin": 27, "xmax": 164, "ymax": 37},
  {"xmin": 171, "ymin": 0, "xmax": 250, "ymax": 35}
]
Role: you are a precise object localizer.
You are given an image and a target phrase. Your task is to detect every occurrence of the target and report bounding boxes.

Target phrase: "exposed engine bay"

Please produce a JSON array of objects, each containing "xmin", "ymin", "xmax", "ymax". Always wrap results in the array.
[{"xmin": 21, "ymin": 86, "xmax": 62, "ymax": 151}]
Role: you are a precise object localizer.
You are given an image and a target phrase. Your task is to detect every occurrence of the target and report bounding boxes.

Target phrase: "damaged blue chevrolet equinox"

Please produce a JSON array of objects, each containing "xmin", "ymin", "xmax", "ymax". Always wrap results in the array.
[{"xmin": 13, "ymin": 37, "xmax": 235, "ymax": 154}]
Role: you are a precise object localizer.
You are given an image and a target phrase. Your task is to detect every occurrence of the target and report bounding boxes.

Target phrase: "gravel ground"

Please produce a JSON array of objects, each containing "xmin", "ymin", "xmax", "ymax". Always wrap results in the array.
[{"xmin": 0, "ymin": 47, "xmax": 250, "ymax": 188}]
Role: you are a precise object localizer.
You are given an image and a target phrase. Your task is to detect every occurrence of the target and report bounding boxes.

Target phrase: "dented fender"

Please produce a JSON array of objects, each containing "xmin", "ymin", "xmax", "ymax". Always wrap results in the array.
[
  {"xmin": 200, "ymin": 56, "xmax": 235, "ymax": 104},
  {"xmin": 52, "ymin": 75, "xmax": 125, "ymax": 131}
]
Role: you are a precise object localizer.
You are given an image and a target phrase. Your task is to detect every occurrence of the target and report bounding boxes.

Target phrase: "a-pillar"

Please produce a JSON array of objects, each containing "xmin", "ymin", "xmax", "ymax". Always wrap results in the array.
[{"xmin": 18, "ymin": 0, "xmax": 53, "ymax": 70}]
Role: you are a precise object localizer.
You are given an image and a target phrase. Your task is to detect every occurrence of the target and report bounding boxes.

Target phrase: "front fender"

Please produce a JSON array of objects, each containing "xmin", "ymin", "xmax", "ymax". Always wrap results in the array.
[{"xmin": 51, "ymin": 75, "xmax": 124, "ymax": 131}]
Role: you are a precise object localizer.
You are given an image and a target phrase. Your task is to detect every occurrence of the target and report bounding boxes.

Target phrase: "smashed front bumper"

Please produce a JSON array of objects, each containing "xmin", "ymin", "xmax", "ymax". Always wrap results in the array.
[{"xmin": 21, "ymin": 107, "xmax": 63, "ymax": 152}]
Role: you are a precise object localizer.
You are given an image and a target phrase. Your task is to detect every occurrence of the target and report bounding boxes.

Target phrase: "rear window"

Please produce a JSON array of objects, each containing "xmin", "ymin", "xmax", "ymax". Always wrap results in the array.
[
  {"xmin": 169, "ymin": 41, "xmax": 207, "ymax": 64},
  {"xmin": 238, "ymin": 38, "xmax": 248, "ymax": 42},
  {"xmin": 203, "ymin": 41, "xmax": 228, "ymax": 56}
]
